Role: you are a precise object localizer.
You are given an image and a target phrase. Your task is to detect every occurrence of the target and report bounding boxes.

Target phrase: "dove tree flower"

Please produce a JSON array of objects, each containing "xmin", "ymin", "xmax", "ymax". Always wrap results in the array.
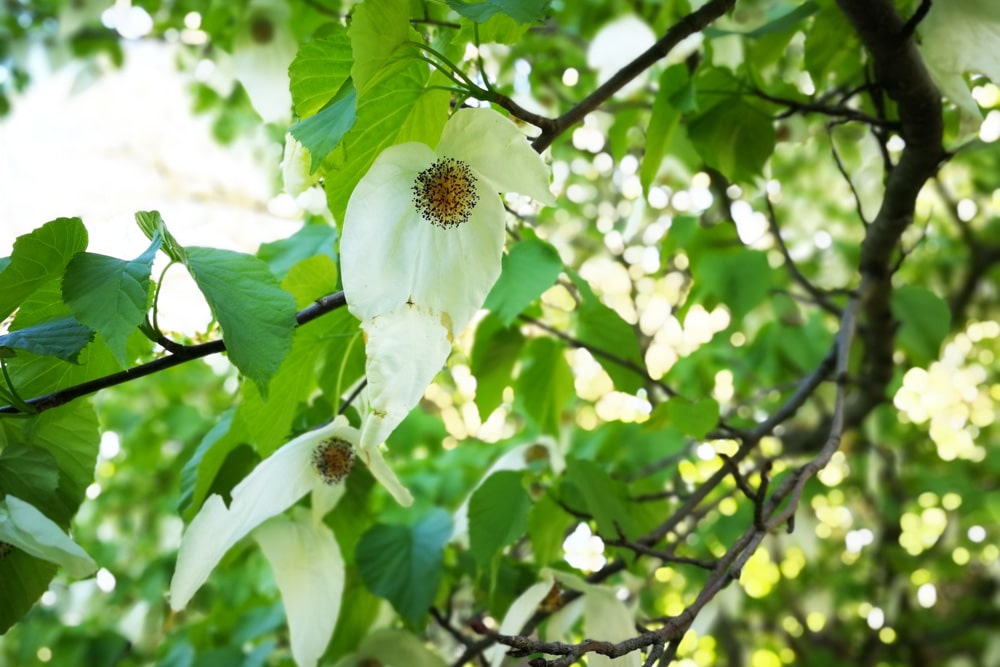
[
  {"xmin": 170, "ymin": 417, "xmax": 359, "ymax": 667},
  {"xmin": 340, "ymin": 107, "xmax": 554, "ymax": 506}
]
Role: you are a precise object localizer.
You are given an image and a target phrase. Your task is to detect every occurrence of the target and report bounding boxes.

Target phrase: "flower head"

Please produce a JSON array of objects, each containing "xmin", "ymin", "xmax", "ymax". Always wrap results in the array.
[
  {"xmin": 170, "ymin": 417, "xmax": 360, "ymax": 666},
  {"xmin": 340, "ymin": 108, "xmax": 554, "ymax": 504}
]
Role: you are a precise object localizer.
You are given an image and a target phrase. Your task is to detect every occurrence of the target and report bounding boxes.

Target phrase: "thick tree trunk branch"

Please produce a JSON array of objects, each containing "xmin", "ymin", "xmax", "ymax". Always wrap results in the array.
[{"xmin": 835, "ymin": 0, "xmax": 946, "ymax": 404}]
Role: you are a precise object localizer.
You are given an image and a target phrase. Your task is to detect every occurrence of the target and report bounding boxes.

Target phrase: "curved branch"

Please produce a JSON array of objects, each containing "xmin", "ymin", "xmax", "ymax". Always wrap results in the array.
[
  {"xmin": 834, "ymin": 0, "xmax": 946, "ymax": 406},
  {"xmin": 529, "ymin": 0, "xmax": 736, "ymax": 152},
  {"xmin": 0, "ymin": 291, "xmax": 348, "ymax": 415}
]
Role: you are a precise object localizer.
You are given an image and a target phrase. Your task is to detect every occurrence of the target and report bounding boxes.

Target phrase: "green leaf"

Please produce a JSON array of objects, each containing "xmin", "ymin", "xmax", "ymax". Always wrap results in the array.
[
  {"xmin": 446, "ymin": 0, "xmax": 550, "ymax": 24},
  {"xmin": 356, "ymin": 509, "xmax": 452, "ymax": 627},
  {"xmin": 569, "ymin": 272, "xmax": 646, "ymax": 393},
  {"xmin": 178, "ymin": 410, "xmax": 247, "ymax": 518},
  {"xmin": 27, "ymin": 403, "xmax": 101, "ymax": 523},
  {"xmin": 471, "ymin": 313, "xmax": 525, "ymax": 419},
  {"xmin": 648, "ymin": 397, "xmax": 719, "ymax": 439},
  {"xmin": 688, "ymin": 99, "xmax": 775, "ymax": 183},
  {"xmin": 0, "ymin": 548, "xmax": 55, "ymax": 633},
  {"xmin": 0, "ymin": 445, "xmax": 60, "ymax": 512},
  {"xmin": 289, "ymin": 29, "xmax": 353, "ymax": 118},
  {"xmin": 641, "ymin": 64, "xmax": 690, "ymax": 194},
  {"xmin": 564, "ymin": 458, "xmax": 638, "ymax": 540},
  {"xmin": 0, "ymin": 404, "xmax": 99, "ymax": 632},
  {"xmin": 349, "ymin": 0, "xmax": 410, "ymax": 92},
  {"xmin": 0, "ymin": 218, "xmax": 88, "ymax": 322},
  {"xmin": 323, "ymin": 60, "xmax": 449, "ymax": 222},
  {"xmin": 289, "ymin": 78, "xmax": 358, "ymax": 171},
  {"xmin": 62, "ymin": 234, "xmax": 160, "ymax": 367},
  {"xmin": 257, "ymin": 223, "xmax": 338, "ymax": 281},
  {"xmin": 804, "ymin": 5, "xmax": 859, "ymax": 85},
  {"xmin": 484, "ymin": 239, "xmax": 563, "ymax": 326},
  {"xmin": 184, "ymin": 247, "xmax": 298, "ymax": 395},
  {"xmin": 352, "ymin": 628, "xmax": 448, "ymax": 667},
  {"xmin": 891, "ymin": 285, "xmax": 951, "ymax": 366},
  {"xmin": 135, "ymin": 211, "xmax": 186, "ymax": 264},
  {"xmin": 691, "ymin": 247, "xmax": 772, "ymax": 318},
  {"xmin": 235, "ymin": 256, "xmax": 340, "ymax": 456},
  {"xmin": 515, "ymin": 337, "xmax": 572, "ymax": 435},
  {"xmin": 0, "ymin": 495, "xmax": 96, "ymax": 578},
  {"xmin": 468, "ymin": 470, "xmax": 531, "ymax": 571},
  {"xmin": 0, "ymin": 317, "xmax": 95, "ymax": 363},
  {"xmin": 528, "ymin": 492, "xmax": 573, "ymax": 566},
  {"xmin": 459, "ymin": 12, "xmax": 530, "ymax": 44},
  {"xmin": 704, "ymin": 1, "xmax": 818, "ymax": 38}
]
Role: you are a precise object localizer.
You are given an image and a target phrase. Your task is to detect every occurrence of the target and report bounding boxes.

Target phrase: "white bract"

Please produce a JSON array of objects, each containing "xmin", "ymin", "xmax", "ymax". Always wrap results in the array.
[
  {"xmin": 341, "ymin": 107, "xmax": 554, "ymax": 506},
  {"xmin": 920, "ymin": 0, "xmax": 1000, "ymax": 130},
  {"xmin": 281, "ymin": 133, "xmax": 320, "ymax": 197},
  {"xmin": 170, "ymin": 417, "xmax": 359, "ymax": 667}
]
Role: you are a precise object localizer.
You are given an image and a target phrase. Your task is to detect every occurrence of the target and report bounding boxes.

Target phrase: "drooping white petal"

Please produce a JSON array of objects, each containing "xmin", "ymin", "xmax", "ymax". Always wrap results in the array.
[
  {"xmin": 170, "ymin": 495, "xmax": 228, "ymax": 610},
  {"xmin": 255, "ymin": 509, "xmax": 344, "ymax": 667},
  {"xmin": 436, "ymin": 108, "xmax": 555, "ymax": 206},
  {"xmin": 359, "ymin": 304, "xmax": 452, "ymax": 453},
  {"xmin": 170, "ymin": 419, "xmax": 351, "ymax": 609},
  {"xmin": 341, "ymin": 142, "xmax": 436, "ymax": 323},
  {"xmin": 0, "ymin": 495, "xmax": 97, "ymax": 578},
  {"xmin": 358, "ymin": 442, "xmax": 414, "ymax": 508},
  {"xmin": 311, "ymin": 483, "xmax": 346, "ymax": 526}
]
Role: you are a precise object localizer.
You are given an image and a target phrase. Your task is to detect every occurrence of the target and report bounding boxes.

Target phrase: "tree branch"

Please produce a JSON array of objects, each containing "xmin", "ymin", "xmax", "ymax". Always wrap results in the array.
[
  {"xmin": 0, "ymin": 291, "xmax": 348, "ymax": 415},
  {"xmin": 530, "ymin": 0, "xmax": 736, "ymax": 152},
  {"xmin": 834, "ymin": 0, "xmax": 945, "ymax": 408}
]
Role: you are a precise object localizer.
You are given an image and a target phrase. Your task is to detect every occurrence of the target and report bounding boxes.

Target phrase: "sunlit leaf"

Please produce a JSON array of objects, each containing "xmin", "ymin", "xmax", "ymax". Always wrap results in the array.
[
  {"xmin": 484, "ymin": 238, "xmax": 563, "ymax": 326},
  {"xmin": 290, "ymin": 78, "xmax": 357, "ymax": 171},
  {"xmin": 62, "ymin": 234, "xmax": 160, "ymax": 367},
  {"xmin": 184, "ymin": 247, "xmax": 298, "ymax": 396},
  {"xmin": 570, "ymin": 273, "xmax": 646, "ymax": 394},
  {"xmin": 471, "ymin": 313, "xmax": 525, "ymax": 419},
  {"xmin": 515, "ymin": 337, "xmax": 572, "ymax": 436},
  {"xmin": 0, "ymin": 218, "xmax": 88, "ymax": 322},
  {"xmin": 289, "ymin": 29, "xmax": 353, "ymax": 118}
]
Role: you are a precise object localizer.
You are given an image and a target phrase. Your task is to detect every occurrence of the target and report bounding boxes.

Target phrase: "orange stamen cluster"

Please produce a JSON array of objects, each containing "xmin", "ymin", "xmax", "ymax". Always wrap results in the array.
[
  {"xmin": 412, "ymin": 157, "xmax": 479, "ymax": 228},
  {"xmin": 311, "ymin": 438, "xmax": 355, "ymax": 485}
]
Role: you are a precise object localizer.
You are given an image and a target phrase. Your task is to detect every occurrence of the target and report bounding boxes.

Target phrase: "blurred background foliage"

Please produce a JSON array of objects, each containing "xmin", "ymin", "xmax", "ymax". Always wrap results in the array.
[{"xmin": 2, "ymin": 0, "xmax": 999, "ymax": 665}]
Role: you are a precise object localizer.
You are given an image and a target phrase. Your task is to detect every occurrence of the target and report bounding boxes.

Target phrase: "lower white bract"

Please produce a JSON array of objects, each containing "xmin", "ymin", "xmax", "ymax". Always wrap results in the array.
[{"xmin": 170, "ymin": 417, "xmax": 356, "ymax": 667}]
